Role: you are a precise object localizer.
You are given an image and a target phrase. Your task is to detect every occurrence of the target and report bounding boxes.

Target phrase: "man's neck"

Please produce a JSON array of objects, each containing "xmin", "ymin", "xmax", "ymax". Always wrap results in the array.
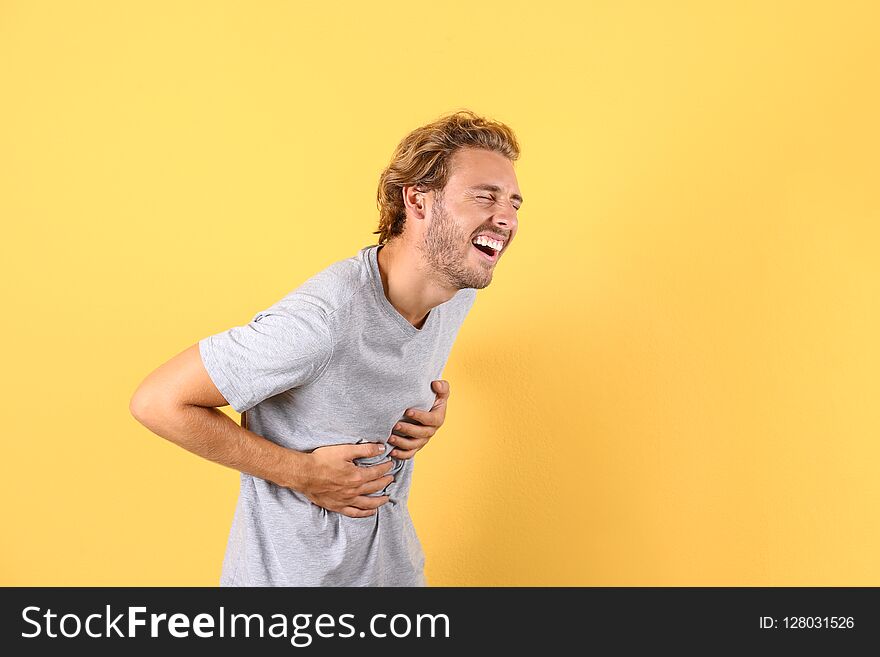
[{"xmin": 376, "ymin": 239, "xmax": 459, "ymax": 329}]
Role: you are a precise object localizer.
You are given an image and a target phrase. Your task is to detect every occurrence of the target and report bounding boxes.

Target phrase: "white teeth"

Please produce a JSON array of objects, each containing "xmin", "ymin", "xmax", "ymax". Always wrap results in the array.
[{"xmin": 472, "ymin": 236, "xmax": 503, "ymax": 252}]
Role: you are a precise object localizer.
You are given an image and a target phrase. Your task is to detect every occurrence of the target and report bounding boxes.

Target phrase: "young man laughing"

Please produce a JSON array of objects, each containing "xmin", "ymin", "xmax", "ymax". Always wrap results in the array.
[{"xmin": 130, "ymin": 109, "xmax": 523, "ymax": 586}]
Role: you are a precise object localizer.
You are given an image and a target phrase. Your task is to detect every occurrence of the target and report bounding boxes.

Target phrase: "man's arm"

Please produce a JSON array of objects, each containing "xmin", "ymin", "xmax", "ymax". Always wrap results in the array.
[{"xmin": 130, "ymin": 344, "xmax": 394, "ymax": 517}]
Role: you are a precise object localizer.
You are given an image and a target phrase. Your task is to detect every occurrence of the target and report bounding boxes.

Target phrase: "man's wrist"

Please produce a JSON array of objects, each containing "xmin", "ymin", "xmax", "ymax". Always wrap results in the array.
[{"xmin": 274, "ymin": 447, "xmax": 311, "ymax": 492}]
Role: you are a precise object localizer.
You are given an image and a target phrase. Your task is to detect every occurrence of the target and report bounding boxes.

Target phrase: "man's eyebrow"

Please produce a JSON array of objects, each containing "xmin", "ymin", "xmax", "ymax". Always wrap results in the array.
[{"xmin": 468, "ymin": 184, "xmax": 524, "ymax": 205}]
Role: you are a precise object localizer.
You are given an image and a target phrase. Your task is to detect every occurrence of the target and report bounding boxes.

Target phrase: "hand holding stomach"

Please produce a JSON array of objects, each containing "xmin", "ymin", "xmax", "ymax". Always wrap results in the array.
[{"xmin": 300, "ymin": 442, "xmax": 394, "ymax": 518}]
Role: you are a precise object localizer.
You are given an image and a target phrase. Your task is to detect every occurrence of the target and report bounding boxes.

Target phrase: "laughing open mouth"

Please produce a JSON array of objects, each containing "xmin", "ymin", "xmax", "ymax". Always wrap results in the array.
[{"xmin": 471, "ymin": 235, "xmax": 504, "ymax": 262}]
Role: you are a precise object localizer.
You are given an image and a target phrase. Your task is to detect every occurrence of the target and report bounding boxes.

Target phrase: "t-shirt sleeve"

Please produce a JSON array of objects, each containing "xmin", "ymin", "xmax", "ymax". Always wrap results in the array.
[{"xmin": 198, "ymin": 298, "xmax": 334, "ymax": 413}]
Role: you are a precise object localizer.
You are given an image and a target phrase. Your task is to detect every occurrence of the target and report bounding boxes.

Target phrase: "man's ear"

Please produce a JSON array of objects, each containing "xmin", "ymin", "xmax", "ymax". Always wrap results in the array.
[{"xmin": 402, "ymin": 184, "xmax": 427, "ymax": 218}]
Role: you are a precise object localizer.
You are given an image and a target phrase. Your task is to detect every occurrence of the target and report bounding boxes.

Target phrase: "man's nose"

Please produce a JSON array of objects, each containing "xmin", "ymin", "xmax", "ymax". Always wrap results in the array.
[{"xmin": 492, "ymin": 204, "xmax": 518, "ymax": 234}]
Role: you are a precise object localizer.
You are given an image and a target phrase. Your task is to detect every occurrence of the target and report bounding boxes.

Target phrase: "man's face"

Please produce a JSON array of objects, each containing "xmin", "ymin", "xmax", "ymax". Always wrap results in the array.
[{"xmin": 419, "ymin": 147, "xmax": 522, "ymax": 290}]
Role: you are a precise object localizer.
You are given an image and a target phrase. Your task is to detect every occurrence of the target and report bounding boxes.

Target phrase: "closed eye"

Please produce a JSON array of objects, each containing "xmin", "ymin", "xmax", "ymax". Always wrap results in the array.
[{"xmin": 479, "ymin": 194, "xmax": 521, "ymax": 211}]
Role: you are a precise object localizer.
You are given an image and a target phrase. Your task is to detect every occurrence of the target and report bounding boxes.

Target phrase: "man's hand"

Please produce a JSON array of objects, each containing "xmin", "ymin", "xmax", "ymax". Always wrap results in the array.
[
  {"xmin": 388, "ymin": 379, "xmax": 450, "ymax": 459},
  {"xmin": 300, "ymin": 442, "xmax": 395, "ymax": 518}
]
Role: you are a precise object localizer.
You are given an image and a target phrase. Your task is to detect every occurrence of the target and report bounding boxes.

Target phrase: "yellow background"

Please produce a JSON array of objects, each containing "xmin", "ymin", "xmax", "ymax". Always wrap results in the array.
[{"xmin": 1, "ymin": 1, "xmax": 878, "ymax": 586}]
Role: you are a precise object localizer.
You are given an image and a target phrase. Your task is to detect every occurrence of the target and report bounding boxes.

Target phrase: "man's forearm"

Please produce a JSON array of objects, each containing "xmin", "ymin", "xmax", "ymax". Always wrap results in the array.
[{"xmin": 131, "ymin": 401, "xmax": 308, "ymax": 490}]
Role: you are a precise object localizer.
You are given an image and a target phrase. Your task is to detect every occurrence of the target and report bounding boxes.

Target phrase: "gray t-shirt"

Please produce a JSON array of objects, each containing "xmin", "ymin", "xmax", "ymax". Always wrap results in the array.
[{"xmin": 198, "ymin": 243, "xmax": 477, "ymax": 586}]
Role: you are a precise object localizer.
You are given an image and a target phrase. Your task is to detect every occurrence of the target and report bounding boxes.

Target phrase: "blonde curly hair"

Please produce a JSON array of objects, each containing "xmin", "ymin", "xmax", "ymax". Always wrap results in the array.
[{"xmin": 373, "ymin": 109, "xmax": 520, "ymax": 245}]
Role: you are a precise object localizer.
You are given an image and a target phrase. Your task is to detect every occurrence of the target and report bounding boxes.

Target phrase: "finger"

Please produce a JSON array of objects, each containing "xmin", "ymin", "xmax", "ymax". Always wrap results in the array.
[
  {"xmin": 340, "ymin": 506, "xmax": 378, "ymax": 518},
  {"xmin": 390, "ymin": 448, "xmax": 417, "ymax": 459},
  {"xmin": 353, "ymin": 474, "xmax": 394, "ymax": 496},
  {"xmin": 345, "ymin": 442, "xmax": 387, "ymax": 461},
  {"xmin": 349, "ymin": 494, "xmax": 390, "ymax": 510},
  {"xmin": 432, "ymin": 379, "xmax": 451, "ymax": 402},
  {"xmin": 403, "ymin": 406, "xmax": 443, "ymax": 428},
  {"xmin": 401, "ymin": 380, "xmax": 450, "ymax": 428},
  {"xmin": 392, "ymin": 420, "xmax": 435, "ymax": 440},
  {"xmin": 388, "ymin": 434, "xmax": 429, "ymax": 451},
  {"xmin": 429, "ymin": 379, "xmax": 450, "ymax": 414},
  {"xmin": 355, "ymin": 459, "xmax": 395, "ymax": 483}
]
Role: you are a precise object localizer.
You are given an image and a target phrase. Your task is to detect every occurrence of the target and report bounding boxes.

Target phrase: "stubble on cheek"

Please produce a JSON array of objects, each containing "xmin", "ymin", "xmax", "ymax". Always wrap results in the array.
[{"xmin": 422, "ymin": 200, "xmax": 495, "ymax": 289}]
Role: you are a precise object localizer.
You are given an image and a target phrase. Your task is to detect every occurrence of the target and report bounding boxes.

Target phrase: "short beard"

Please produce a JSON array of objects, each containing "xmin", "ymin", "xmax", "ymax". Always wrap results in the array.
[{"xmin": 419, "ymin": 190, "xmax": 493, "ymax": 290}]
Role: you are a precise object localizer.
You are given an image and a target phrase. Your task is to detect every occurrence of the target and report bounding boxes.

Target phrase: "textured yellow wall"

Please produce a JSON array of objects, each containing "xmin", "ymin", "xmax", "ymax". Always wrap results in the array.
[{"xmin": 1, "ymin": 1, "xmax": 878, "ymax": 585}]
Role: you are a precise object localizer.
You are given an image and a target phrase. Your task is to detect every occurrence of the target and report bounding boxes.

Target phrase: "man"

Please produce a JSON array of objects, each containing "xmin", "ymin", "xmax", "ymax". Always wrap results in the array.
[{"xmin": 130, "ymin": 109, "xmax": 522, "ymax": 586}]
